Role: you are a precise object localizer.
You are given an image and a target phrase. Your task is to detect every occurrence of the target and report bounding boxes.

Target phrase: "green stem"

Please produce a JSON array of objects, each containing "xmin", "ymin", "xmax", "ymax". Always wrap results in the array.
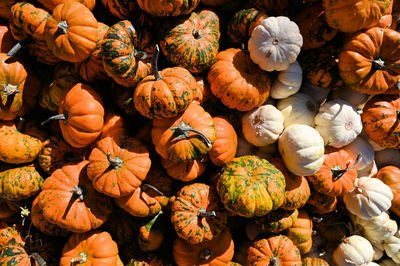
[
  {"xmin": 171, "ymin": 120, "xmax": 212, "ymax": 148},
  {"xmin": 41, "ymin": 112, "xmax": 68, "ymax": 126},
  {"xmin": 153, "ymin": 44, "xmax": 162, "ymax": 81},
  {"xmin": 107, "ymin": 153, "xmax": 123, "ymax": 169}
]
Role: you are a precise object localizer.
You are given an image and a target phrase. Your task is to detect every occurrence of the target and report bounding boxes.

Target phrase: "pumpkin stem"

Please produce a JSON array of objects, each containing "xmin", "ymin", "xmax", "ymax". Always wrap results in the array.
[
  {"xmin": 142, "ymin": 183, "xmax": 164, "ymax": 196},
  {"xmin": 20, "ymin": 206, "xmax": 30, "ymax": 227},
  {"xmin": 152, "ymin": 44, "xmax": 162, "ymax": 81},
  {"xmin": 70, "ymin": 252, "xmax": 87, "ymax": 265},
  {"xmin": 41, "ymin": 112, "xmax": 68, "ymax": 126},
  {"xmin": 31, "ymin": 252, "xmax": 46, "ymax": 266},
  {"xmin": 70, "ymin": 185, "xmax": 86, "ymax": 201},
  {"xmin": 199, "ymin": 248, "xmax": 212, "ymax": 261},
  {"xmin": 198, "ymin": 208, "xmax": 216, "ymax": 217},
  {"xmin": 171, "ymin": 120, "xmax": 212, "ymax": 148},
  {"xmin": 373, "ymin": 58, "xmax": 386, "ymax": 70},
  {"xmin": 270, "ymin": 257, "xmax": 280, "ymax": 266},
  {"xmin": 107, "ymin": 153, "xmax": 123, "ymax": 169},
  {"xmin": 57, "ymin": 20, "xmax": 69, "ymax": 35},
  {"xmin": 312, "ymin": 216, "xmax": 323, "ymax": 223},
  {"xmin": 7, "ymin": 37, "xmax": 33, "ymax": 57},
  {"xmin": 331, "ymin": 153, "xmax": 361, "ymax": 181},
  {"xmin": 134, "ymin": 49, "xmax": 148, "ymax": 61},
  {"xmin": 192, "ymin": 28, "xmax": 203, "ymax": 39},
  {"xmin": 1, "ymin": 83, "xmax": 20, "ymax": 96}
]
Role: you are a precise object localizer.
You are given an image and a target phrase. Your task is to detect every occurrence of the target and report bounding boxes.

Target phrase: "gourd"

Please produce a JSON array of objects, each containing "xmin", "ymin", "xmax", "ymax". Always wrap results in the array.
[
  {"xmin": 384, "ymin": 236, "xmax": 400, "ymax": 263},
  {"xmin": 332, "ymin": 235, "xmax": 374, "ymax": 266},
  {"xmin": 209, "ymin": 116, "xmax": 237, "ymax": 167},
  {"xmin": 375, "ymin": 166, "xmax": 400, "ymax": 216},
  {"xmin": 136, "ymin": 0, "xmax": 200, "ymax": 17},
  {"xmin": 270, "ymin": 61, "xmax": 302, "ymax": 99}
]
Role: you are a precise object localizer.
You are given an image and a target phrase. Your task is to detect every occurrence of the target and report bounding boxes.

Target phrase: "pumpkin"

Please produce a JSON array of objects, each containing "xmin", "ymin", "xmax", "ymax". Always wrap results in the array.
[
  {"xmin": 134, "ymin": 45, "xmax": 200, "ymax": 119},
  {"xmin": 295, "ymin": 3, "xmax": 337, "ymax": 50},
  {"xmin": 248, "ymin": 16, "xmax": 303, "ymax": 72},
  {"xmin": 60, "ymin": 231, "xmax": 119, "ymax": 266},
  {"xmin": 41, "ymin": 83, "xmax": 104, "ymax": 148},
  {"xmin": 332, "ymin": 235, "xmax": 374, "ymax": 266},
  {"xmin": 87, "ymin": 136, "xmax": 152, "ymax": 198},
  {"xmin": 343, "ymin": 136, "xmax": 375, "ymax": 171},
  {"xmin": 136, "ymin": 0, "xmax": 200, "ymax": 17},
  {"xmin": 217, "ymin": 155, "xmax": 286, "ymax": 218},
  {"xmin": 173, "ymin": 228, "xmax": 234, "ymax": 265},
  {"xmin": 44, "ymin": 1, "xmax": 98, "ymax": 62},
  {"xmin": 242, "ymin": 104, "xmax": 284, "ymax": 147},
  {"xmin": 247, "ymin": 235, "xmax": 302, "ymax": 265},
  {"xmin": 101, "ymin": 20, "xmax": 153, "ymax": 87},
  {"xmin": 338, "ymin": 27, "xmax": 400, "ymax": 94},
  {"xmin": 307, "ymin": 189, "xmax": 337, "ymax": 214},
  {"xmin": 207, "ymin": 48, "xmax": 272, "ymax": 111},
  {"xmin": 101, "ymin": 0, "xmax": 138, "ymax": 19},
  {"xmin": 160, "ymin": 10, "xmax": 220, "ymax": 74},
  {"xmin": 384, "ymin": 236, "xmax": 400, "ymax": 263},
  {"xmin": 37, "ymin": 160, "xmax": 112, "ymax": 233},
  {"xmin": 323, "ymin": 0, "xmax": 391, "ymax": 33},
  {"xmin": 270, "ymin": 61, "xmax": 302, "ymax": 99},
  {"xmin": 350, "ymin": 212, "xmax": 397, "ymax": 243},
  {"xmin": 374, "ymin": 0, "xmax": 394, "ymax": 28},
  {"xmin": 277, "ymin": 92, "xmax": 318, "ymax": 128},
  {"xmin": 376, "ymin": 166, "xmax": 400, "ymax": 216},
  {"xmin": 99, "ymin": 112, "xmax": 127, "ymax": 141},
  {"xmin": 161, "ymin": 157, "xmax": 207, "ymax": 182},
  {"xmin": 37, "ymin": 0, "xmax": 96, "ymax": 11},
  {"xmin": 151, "ymin": 101, "xmax": 216, "ymax": 162},
  {"xmin": 270, "ymin": 157, "xmax": 310, "ymax": 210},
  {"xmin": 0, "ymin": 238, "xmax": 30, "ymax": 265},
  {"xmin": 361, "ymin": 94, "xmax": 400, "ymax": 149},
  {"xmin": 0, "ymin": 222, "xmax": 23, "ymax": 250},
  {"xmin": 138, "ymin": 211, "xmax": 165, "ymax": 252},
  {"xmin": 209, "ymin": 116, "xmax": 237, "ymax": 167},
  {"xmin": 278, "ymin": 124, "xmax": 325, "ymax": 176},
  {"xmin": 285, "ymin": 209, "xmax": 313, "ymax": 254},
  {"xmin": 302, "ymin": 258, "xmax": 330, "ymax": 266},
  {"xmin": 343, "ymin": 176, "xmax": 393, "ymax": 220},
  {"xmin": 38, "ymin": 135, "xmax": 88, "ymax": 174},
  {"xmin": 251, "ymin": 209, "xmax": 299, "ymax": 234}
]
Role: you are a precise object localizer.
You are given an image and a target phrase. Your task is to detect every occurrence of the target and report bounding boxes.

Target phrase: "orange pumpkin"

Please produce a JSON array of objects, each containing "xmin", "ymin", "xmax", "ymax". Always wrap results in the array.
[
  {"xmin": 375, "ymin": 165, "xmax": 400, "ymax": 216},
  {"xmin": 209, "ymin": 116, "xmax": 237, "ymax": 167},
  {"xmin": 37, "ymin": 0, "xmax": 96, "ymax": 11},
  {"xmin": 161, "ymin": 156, "xmax": 207, "ymax": 182},
  {"xmin": 307, "ymin": 189, "xmax": 337, "ymax": 214},
  {"xmin": 285, "ymin": 209, "xmax": 313, "ymax": 254}
]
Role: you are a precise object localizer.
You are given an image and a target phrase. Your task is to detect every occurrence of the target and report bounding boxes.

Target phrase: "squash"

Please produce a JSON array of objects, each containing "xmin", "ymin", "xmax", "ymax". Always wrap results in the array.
[
  {"xmin": 100, "ymin": 0, "xmax": 138, "ymax": 19},
  {"xmin": 0, "ymin": 24, "xmax": 16, "ymax": 53},
  {"xmin": 285, "ymin": 209, "xmax": 313, "ymax": 254},
  {"xmin": 307, "ymin": 189, "xmax": 337, "ymax": 214},
  {"xmin": 251, "ymin": 209, "xmax": 299, "ymax": 235},
  {"xmin": 136, "ymin": 0, "xmax": 200, "ymax": 17},
  {"xmin": 376, "ymin": 166, "xmax": 400, "ymax": 216},
  {"xmin": 0, "ymin": 200, "xmax": 19, "ymax": 220},
  {"xmin": 161, "ymin": 156, "xmax": 207, "ymax": 182},
  {"xmin": 384, "ymin": 236, "xmax": 400, "ymax": 263},
  {"xmin": 0, "ymin": 239, "xmax": 30, "ymax": 265},
  {"xmin": 0, "ymin": 0, "xmax": 17, "ymax": 20},
  {"xmin": 38, "ymin": 0, "xmax": 96, "ymax": 11},
  {"xmin": 270, "ymin": 61, "xmax": 303, "ymax": 99},
  {"xmin": 248, "ymin": 16, "xmax": 303, "ymax": 72},
  {"xmin": 331, "ymin": 86, "xmax": 370, "ymax": 111},
  {"xmin": 332, "ymin": 235, "xmax": 374, "ymax": 266},
  {"xmin": 350, "ymin": 212, "xmax": 397, "ymax": 243},
  {"xmin": 209, "ymin": 116, "xmax": 237, "ymax": 167},
  {"xmin": 138, "ymin": 211, "xmax": 165, "ymax": 252},
  {"xmin": 302, "ymin": 258, "xmax": 330, "ymax": 266}
]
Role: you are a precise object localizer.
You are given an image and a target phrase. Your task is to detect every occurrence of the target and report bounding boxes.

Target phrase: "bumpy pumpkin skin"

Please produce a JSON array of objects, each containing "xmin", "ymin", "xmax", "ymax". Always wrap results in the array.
[
  {"xmin": 362, "ymin": 94, "xmax": 400, "ymax": 149},
  {"xmin": 0, "ymin": 239, "xmax": 30, "ymax": 266},
  {"xmin": 323, "ymin": 0, "xmax": 391, "ymax": 33},
  {"xmin": 0, "ymin": 222, "xmax": 23, "ymax": 251},
  {"xmin": 207, "ymin": 48, "xmax": 271, "ymax": 111},
  {"xmin": 376, "ymin": 166, "xmax": 400, "ymax": 216},
  {"xmin": 247, "ymin": 235, "xmax": 302, "ymax": 265},
  {"xmin": 339, "ymin": 27, "xmax": 400, "ymax": 94},
  {"xmin": 171, "ymin": 183, "xmax": 228, "ymax": 245},
  {"xmin": 285, "ymin": 209, "xmax": 313, "ymax": 254},
  {"xmin": 302, "ymin": 257, "xmax": 330, "ymax": 266},
  {"xmin": 217, "ymin": 155, "xmax": 286, "ymax": 218},
  {"xmin": 136, "ymin": 0, "xmax": 200, "ymax": 17},
  {"xmin": 307, "ymin": 189, "xmax": 337, "ymax": 214},
  {"xmin": 160, "ymin": 10, "xmax": 220, "ymax": 74},
  {"xmin": 253, "ymin": 209, "xmax": 299, "ymax": 234}
]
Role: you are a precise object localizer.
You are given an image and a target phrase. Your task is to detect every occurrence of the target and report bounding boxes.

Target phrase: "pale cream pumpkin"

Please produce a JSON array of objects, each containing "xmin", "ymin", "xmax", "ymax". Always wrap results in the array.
[
  {"xmin": 384, "ymin": 236, "xmax": 400, "ymax": 263},
  {"xmin": 332, "ymin": 235, "xmax": 374, "ymax": 266},
  {"xmin": 248, "ymin": 16, "xmax": 303, "ymax": 72},
  {"xmin": 371, "ymin": 241, "xmax": 384, "ymax": 261},
  {"xmin": 241, "ymin": 104, "xmax": 284, "ymax": 146},
  {"xmin": 314, "ymin": 99, "xmax": 362, "ymax": 148},
  {"xmin": 343, "ymin": 137, "xmax": 375, "ymax": 171},
  {"xmin": 270, "ymin": 61, "xmax": 302, "ymax": 99},
  {"xmin": 278, "ymin": 124, "xmax": 324, "ymax": 176},
  {"xmin": 343, "ymin": 177, "xmax": 393, "ymax": 220}
]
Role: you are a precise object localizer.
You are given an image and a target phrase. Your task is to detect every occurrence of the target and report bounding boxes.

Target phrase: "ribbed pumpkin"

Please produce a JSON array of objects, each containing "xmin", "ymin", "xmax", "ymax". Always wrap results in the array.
[
  {"xmin": 161, "ymin": 156, "xmax": 207, "ymax": 182},
  {"xmin": 209, "ymin": 116, "xmax": 237, "ymax": 167},
  {"xmin": 339, "ymin": 27, "xmax": 400, "ymax": 94},
  {"xmin": 101, "ymin": 20, "xmax": 153, "ymax": 87},
  {"xmin": 134, "ymin": 45, "xmax": 200, "ymax": 119},
  {"xmin": 217, "ymin": 155, "xmax": 286, "ymax": 218},
  {"xmin": 98, "ymin": 112, "xmax": 127, "ymax": 141},
  {"xmin": 307, "ymin": 189, "xmax": 337, "ymax": 214},
  {"xmin": 376, "ymin": 166, "xmax": 400, "ymax": 216},
  {"xmin": 87, "ymin": 136, "xmax": 152, "ymax": 198},
  {"xmin": 44, "ymin": 1, "xmax": 98, "ymax": 62},
  {"xmin": 41, "ymin": 83, "xmax": 105, "ymax": 148},
  {"xmin": 151, "ymin": 101, "xmax": 216, "ymax": 162},
  {"xmin": 247, "ymin": 235, "xmax": 302, "ymax": 265},
  {"xmin": 361, "ymin": 94, "xmax": 400, "ymax": 149},
  {"xmin": 285, "ymin": 209, "xmax": 313, "ymax": 254},
  {"xmin": 160, "ymin": 10, "xmax": 220, "ymax": 74},
  {"xmin": 171, "ymin": 183, "xmax": 228, "ymax": 245},
  {"xmin": 0, "ymin": 238, "xmax": 30, "ymax": 265},
  {"xmin": 207, "ymin": 48, "xmax": 272, "ymax": 111},
  {"xmin": 101, "ymin": 0, "xmax": 138, "ymax": 19},
  {"xmin": 37, "ymin": 161, "xmax": 112, "ymax": 233},
  {"xmin": 252, "ymin": 209, "xmax": 299, "ymax": 234},
  {"xmin": 136, "ymin": 0, "xmax": 200, "ymax": 17},
  {"xmin": 0, "ymin": 222, "xmax": 23, "ymax": 251},
  {"xmin": 37, "ymin": 0, "xmax": 96, "ymax": 11}
]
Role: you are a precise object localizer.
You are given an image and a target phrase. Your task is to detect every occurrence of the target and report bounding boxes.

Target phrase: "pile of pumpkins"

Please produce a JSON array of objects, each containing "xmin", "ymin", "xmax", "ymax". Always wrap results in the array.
[{"xmin": 0, "ymin": 0, "xmax": 399, "ymax": 265}]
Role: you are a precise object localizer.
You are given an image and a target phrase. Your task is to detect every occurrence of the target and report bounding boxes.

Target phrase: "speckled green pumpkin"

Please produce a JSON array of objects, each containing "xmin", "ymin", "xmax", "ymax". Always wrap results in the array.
[
  {"xmin": 302, "ymin": 257, "xmax": 330, "ymax": 265},
  {"xmin": 136, "ymin": 0, "xmax": 200, "ymax": 17},
  {"xmin": 217, "ymin": 155, "xmax": 286, "ymax": 218},
  {"xmin": 160, "ymin": 10, "xmax": 220, "ymax": 74},
  {"xmin": 0, "ymin": 239, "xmax": 29, "ymax": 265},
  {"xmin": 0, "ymin": 164, "xmax": 43, "ymax": 201},
  {"xmin": 253, "ymin": 208, "xmax": 299, "ymax": 233},
  {"xmin": 101, "ymin": 20, "xmax": 154, "ymax": 87}
]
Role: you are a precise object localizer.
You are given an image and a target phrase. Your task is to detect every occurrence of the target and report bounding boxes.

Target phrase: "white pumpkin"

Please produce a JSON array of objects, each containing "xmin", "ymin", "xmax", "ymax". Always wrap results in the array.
[
  {"xmin": 248, "ymin": 16, "xmax": 303, "ymax": 72},
  {"xmin": 384, "ymin": 236, "xmax": 400, "ymax": 264},
  {"xmin": 331, "ymin": 86, "xmax": 370, "ymax": 110},
  {"xmin": 270, "ymin": 61, "xmax": 302, "ymax": 99},
  {"xmin": 241, "ymin": 104, "xmax": 284, "ymax": 146},
  {"xmin": 300, "ymin": 81, "xmax": 330, "ymax": 105},
  {"xmin": 332, "ymin": 235, "xmax": 374, "ymax": 266},
  {"xmin": 371, "ymin": 241, "xmax": 384, "ymax": 261},
  {"xmin": 277, "ymin": 92, "xmax": 318, "ymax": 128},
  {"xmin": 375, "ymin": 148, "xmax": 400, "ymax": 169},
  {"xmin": 343, "ymin": 137, "xmax": 375, "ymax": 171},
  {"xmin": 278, "ymin": 124, "xmax": 324, "ymax": 176},
  {"xmin": 314, "ymin": 99, "xmax": 362, "ymax": 148},
  {"xmin": 343, "ymin": 177, "xmax": 393, "ymax": 220},
  {"xmin": 236, "ymin": 136, "xmax": 257, "ymax": 157}
]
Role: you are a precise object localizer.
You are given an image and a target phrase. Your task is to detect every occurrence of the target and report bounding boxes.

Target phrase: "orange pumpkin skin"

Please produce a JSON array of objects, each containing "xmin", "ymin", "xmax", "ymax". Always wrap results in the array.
[
  {"xmin": 161, "ymin": 157, "xmax": 207, "ymax": 182},
  {"xmin": 253, "ymin": 209, "xmax": 299, "ymax": 234},
  {"xmin": 285, "ymin": 209, "xmax": 313, "ymax": 254},
  {"xmin": 98, "ymin": 112, "xmax": 127, "ymax": 141},
  {"xmin": 0, "ymin": 239, "xmax": 30, "ymax": 265},
  {"xmin": 0, "ymin": 24, "xmax": 16, "ymax": 52},
  {"xmin": 136, "ymin": 0, "xmax": 200, "ymax": 17},
  {"xmin": 307, "ymin": 190, "xmax": 337, "ymax": 214},
  {"xmin": 323, "ymin": 0, "xmax": 391, "ymax": 33},
  {"xmin": 37, "ymin": 161, "xmax": 112, "ymax": 233},
  {"xmin": 376, "ymin": 165, "xmax": 400, "ymax": 216},
  {"xmin": 37, "ymin": 0, "xmax": 96, "ymax": 11},
  {"xmin": 173, "ymin": 228, "xmax": 234, "ymax": 266},
  {"xmin": 0, "ymin": 222, "xmax": 23, "ymax": 251},
  {"xmin": 60, "ymin": 231, "xmax": 119, "ymax": 266},
  {"xmin": 209, "ymin": 116, "xmax": 238, "ymax": 167},
  {"xmin": 374, "ymin": 0, "xmax": 394, "ymax": 28},
  {"xmin": 207, "ymin": 48, "xmax": 271, "ymax": 111},
  {"xmin": 247, "ymin": 235, "xmax": 302, "ymax": 265},
  {"xmin": 151, "ymin": 101, "xmax": 216, "ymax": 162},
  {"xmin": 87, "ymin": 137, "xmax": 152, "ymax": 198},
  {"xmin": 44, "ymin": 1, "xmax": 98, "ymax": 62},
  {"xmin": 302, "ymin": 258, "xmax": 330, "ymax": 266},
  {"xmin": 362, "ymin": 94, "xmax": 400, "ymax": 149},
  {"xmin": 338, "ymin": 27, "xmax": 400, "ymax": 94}
]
